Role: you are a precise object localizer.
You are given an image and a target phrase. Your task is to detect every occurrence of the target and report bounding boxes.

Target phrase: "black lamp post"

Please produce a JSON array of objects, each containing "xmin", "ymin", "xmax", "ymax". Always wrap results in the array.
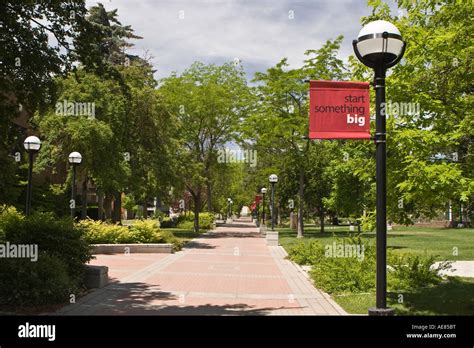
[
  {"xmin": 68, "ymin": 151, "xmax": 82, "ymax": 219},
  {"xmin": 353, "ymin": 20, "xmax": 406, "ymax": 316},
  {"xmin": 269, "ymin": 174, "xmax": 278, "ymax": 231},
  {"xmin": 227, "ymin": 197, "xmax": 232, "ymax": 220},
  {"xmin": 261, "ymin": 187, "xmax": 267, "ymax": 225},
  {"xmin": 23, "ymin": 136, "xmax": 41, "ymax": 216}
]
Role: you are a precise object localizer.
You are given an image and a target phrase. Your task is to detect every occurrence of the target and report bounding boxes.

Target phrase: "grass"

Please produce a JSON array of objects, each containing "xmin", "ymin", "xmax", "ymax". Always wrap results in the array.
[
  {"xmin": 334, "ymin": 277, "xmax": 474, "ymax": 315},
  {"xmin": 277, "ymin": 225, "xmax": 474, "ymax": 261}
]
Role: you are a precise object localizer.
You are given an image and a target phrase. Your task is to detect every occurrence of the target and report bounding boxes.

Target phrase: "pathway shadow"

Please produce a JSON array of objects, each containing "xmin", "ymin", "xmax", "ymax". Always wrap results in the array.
[
  {"xmin": 63, "ymin": 281, "xmax": 303, "ymax": 316},
  {"xmin": 184, "ymin": 240, "xmax": 216, "ymax": 249}
]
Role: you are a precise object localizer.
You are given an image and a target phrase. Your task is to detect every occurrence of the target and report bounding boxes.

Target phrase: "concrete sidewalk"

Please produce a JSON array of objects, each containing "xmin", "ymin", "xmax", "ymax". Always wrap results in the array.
[{"xmin": 57, "ymin": 217, "xmax": 346, "ymax": 315}]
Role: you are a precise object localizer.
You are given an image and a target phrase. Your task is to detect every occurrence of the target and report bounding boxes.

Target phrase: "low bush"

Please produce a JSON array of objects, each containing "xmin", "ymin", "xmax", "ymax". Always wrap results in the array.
[
  {"xmin": 0, "ymin": 254, "xmax": 74, "ymax": 307},
  {"xmin": 160, "ymin": 217, "xmax": 177, "ymax": 228},
  {"xmin": 78, "ymin": 219, "xmax": 182, "ymax": 250},
  {"xmin": 388, "ymin": 253, "xmax": 452, "ymax": 290},
  {"xmin": 176, "ymin": 212, "xmax": 215, "ymax": 230},
  {"xmin": 2, "ymin": 211, "xmax": 91, "ymax": 284},
  {"xmin": 0, "ymin": 207, "xmax": 90, "ymax": 307},
  {"xmin": 309, "ymin": 236, "xmax": 376, "ymax": 293},
  {"xmin": 288, "ymin": 235, "xmax": 451, "ymax": 295},
  {"xmin": 287, "ymin": 240, "xmax": 325, "ymax": 265}
]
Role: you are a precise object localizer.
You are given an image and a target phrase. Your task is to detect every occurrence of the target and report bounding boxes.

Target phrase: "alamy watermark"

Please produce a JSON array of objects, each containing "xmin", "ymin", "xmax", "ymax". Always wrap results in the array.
[
  {"xmin": 0, "ymin": 242, "xmax": 38, "ymax": 262},
  {"xmin": 217, "ymin": 148, "xmax": 257, "ymax": 167},
  {"xmin": 381, "ymin": 100, "xmax": 420, "ymax": 118},
  {"xmin": 55, "ymin": 99, "xmax": 95, "ymax": 119},
  {"xmin": 325, "ymin": 242, "xmax": 365, "ymax": 261}
]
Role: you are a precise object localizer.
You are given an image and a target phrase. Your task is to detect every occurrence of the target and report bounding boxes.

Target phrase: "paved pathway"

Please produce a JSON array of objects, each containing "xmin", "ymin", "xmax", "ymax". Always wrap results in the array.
[{"xmin": 57, "ymin": 217, "xmax": 346, "ymax": 315}]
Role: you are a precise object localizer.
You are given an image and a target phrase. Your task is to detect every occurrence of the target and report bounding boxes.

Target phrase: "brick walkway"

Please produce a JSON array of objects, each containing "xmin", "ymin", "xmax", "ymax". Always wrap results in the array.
[{"xmin": 57, "ymin": 217, "xmax": 346, "ymax": 315}]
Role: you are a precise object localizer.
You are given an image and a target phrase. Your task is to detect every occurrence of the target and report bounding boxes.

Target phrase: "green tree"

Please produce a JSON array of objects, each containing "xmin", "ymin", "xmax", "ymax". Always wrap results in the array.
[{"xmin": 160, "ymin": 62, "xmax": 251, "ymax": 231}]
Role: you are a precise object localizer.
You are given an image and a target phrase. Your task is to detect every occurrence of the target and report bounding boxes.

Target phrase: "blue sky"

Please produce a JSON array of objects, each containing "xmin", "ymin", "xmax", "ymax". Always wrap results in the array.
[{"xmin": 86, "ymin": 0, "xmax": 398, "ymax": 80}]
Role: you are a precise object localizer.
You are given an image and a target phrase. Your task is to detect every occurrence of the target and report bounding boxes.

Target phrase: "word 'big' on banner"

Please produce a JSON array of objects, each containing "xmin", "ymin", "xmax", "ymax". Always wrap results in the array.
[{"xmin": 309, "ymin": 80, "xmax": 370, "ymax": 140}]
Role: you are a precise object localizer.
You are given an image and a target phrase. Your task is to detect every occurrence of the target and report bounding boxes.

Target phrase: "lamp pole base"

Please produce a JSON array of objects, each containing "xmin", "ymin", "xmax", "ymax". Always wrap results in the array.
[{"xmin": 368, "ymin": 307, "xmax": 395, "ymax": 316}]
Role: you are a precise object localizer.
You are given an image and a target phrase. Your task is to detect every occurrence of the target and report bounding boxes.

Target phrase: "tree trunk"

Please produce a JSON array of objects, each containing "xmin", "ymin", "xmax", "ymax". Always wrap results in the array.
[
  {"xmin": 104, "ymin": 193, "xmax": 113, "ymax": 220},
  {"xmin": 297, "ymin": 169, "xmax": 304, "ymax": 238},
  {"xmin": 193, "ymin": 192, "xmax": 201, "ymax": 233},
  {"xmin": 206, "ymin": 180, "xmax": 212, "ymax": 212},
  {"xmin": 112, "ymin": 191, "xmax": 122, "ymax": 223},
  {"xmin": 81, "ymin": 178, "xmax": 88, "ymax": 219},
  {"xmin": 97, "ymin": 188, "xmax": 104, "ymax": 221},
  {"xmin": 142, "ymin": 198, "xmax": 147, "ymax": 219},
  {"xmin": 319, "ymin": 201, "xmax": 325, "ymax": 234}
]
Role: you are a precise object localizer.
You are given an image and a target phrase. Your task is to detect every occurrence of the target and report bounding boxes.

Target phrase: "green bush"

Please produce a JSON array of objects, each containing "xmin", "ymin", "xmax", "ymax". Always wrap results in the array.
[
  {"xmin": 160, "ymin": 217, "xmax": 177, "ymax": 228},
  {"xmin": 288, "ymin": 240, "xmax": 325, "ymax": 265},
  {"xmin": 388, "ymin": 252, "xmax": 452, "ymax": 291},
  {"xmin": 3, "ymin": 211, "xmax": 92, "ymax": 284},
  {"xmin": 0, "ymin": 254, "xmax": 74, "ymax": 307},
  {"xmin": 79, "ymin": 219, "xmax": 182, "ymax": 250},
  {"xmin": 310, "ymin": 237, "xmax": 376, "ymax": 293},
  {"xmin": 287, "ymin": 234, "xmax": 452, "ymax": 295},
  {"xmin": 0, "ymin": 205, "xmax": 24, "ymax": 242},
  {"xmin": 0, "ymin": 207, "xmax": 91, "ymax": 307},
  {"xmin": 176, "ymin": 212, "xmax": 215, "ymax": 230}
]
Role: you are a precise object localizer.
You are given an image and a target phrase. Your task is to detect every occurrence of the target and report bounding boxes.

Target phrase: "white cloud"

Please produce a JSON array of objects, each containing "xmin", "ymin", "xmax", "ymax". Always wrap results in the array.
[{"xmin": 85, "ymin": 0, "xmax": 397, "ymax": 80}]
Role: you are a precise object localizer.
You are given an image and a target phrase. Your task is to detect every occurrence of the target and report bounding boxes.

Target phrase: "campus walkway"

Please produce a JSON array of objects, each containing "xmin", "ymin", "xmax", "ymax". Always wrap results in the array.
[{"xmin": 57, "ymin": 217, "xmax": 346, "ymax": 315}]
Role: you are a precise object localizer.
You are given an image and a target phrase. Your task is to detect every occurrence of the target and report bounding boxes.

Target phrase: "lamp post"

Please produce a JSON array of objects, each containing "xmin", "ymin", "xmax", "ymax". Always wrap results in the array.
[
  {"xmin": 261, "ymin": 187, "xmax": 267, "ymax": 225},
  {"xmin": 68, "ymin": 151, "xmax": 82, "ymax": 219},
  {"xmin": 23, "ymin": 136, "xmax": 41, "ymax": 216},
  {"xmin": 269, "ymin": 174, "xmax": 278, "ymax": 231},
  {"xmin": 353, "ymin": 20, "xmax": 406, "ymax": 316},
  {"xmin": 227, "ymin": 197, "xmax": 232, "ymax": 220}
]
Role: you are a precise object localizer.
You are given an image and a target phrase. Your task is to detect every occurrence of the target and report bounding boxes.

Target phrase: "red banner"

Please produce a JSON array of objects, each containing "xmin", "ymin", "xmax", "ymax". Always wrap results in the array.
[{"xmin": 309, "ymin": 80, "xmax": 370, "ymax": 139}]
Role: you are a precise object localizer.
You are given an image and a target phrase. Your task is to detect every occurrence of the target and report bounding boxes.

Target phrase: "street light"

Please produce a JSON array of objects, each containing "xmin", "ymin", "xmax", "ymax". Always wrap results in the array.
[
  {"xmin": 261, "ymin": 187, "xmax": 267, "ymax": 225},
  {"xmin": 353, "ymin": 20, "xmax": 406, "ymax": 316},
  {"xmin": 23, "ymin": 136, "xmax": 41, "ymax": 216},
  {"xmin": 68, "ymin": 151, "xmax": 82, "ymax": 219},
  {"xmin": 269, "ymin": 174, "xmax": 278, "ymax": 231},
  {"xmin": 227, "ymin": 197, "xmax": 232, "ymax": 220}
]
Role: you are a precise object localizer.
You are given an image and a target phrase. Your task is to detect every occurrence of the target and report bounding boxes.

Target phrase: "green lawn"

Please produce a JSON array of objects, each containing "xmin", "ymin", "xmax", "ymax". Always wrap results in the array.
[
  {"xmin": 277, "ymin": 225, "xmax": 474, "ymax": 261},
  {"xmin": 335, "ymin": 277, "xmax": 474, "ymax": 315},
  {"xmin": 166, "ymin": 228, "xmax": 202, "ymax": 242}
]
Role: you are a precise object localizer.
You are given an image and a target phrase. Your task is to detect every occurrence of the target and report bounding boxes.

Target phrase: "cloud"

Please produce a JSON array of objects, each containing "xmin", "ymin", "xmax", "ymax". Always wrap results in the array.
[{"xmin": 85, "ymin": 0, "xmax": 396, "ymax": 80}]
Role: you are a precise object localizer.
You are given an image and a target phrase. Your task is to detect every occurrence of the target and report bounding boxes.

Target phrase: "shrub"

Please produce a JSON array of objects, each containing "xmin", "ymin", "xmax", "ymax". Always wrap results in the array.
[
  {"xmin": 0, "ymin": 254, "xmax": 74, "ymax": 307},
  {"xmin": 0, "ymin": 205, "xmax": 24, "ymax": 242},
  {"xmin": 78, "ymin": 219, "xmax": 182, "ymax": 250},
  {"xmin": 310, "ymin": 237, "xmax": 376, "ymax": 293},
  {"xmin": 287, "ymin": 240, "xmax": 325, "ymax": 265},
  {"xmin": 176, "ymin": 212, "xmax": 215, "ymax": 230},
  {"xmin": 129, "ymin": 219, "xmax": 161, "ymax": 243},
  {"xmin": 388, "ymin": 252, "xmax": 452, "ymax": 291},
  {"xmin": 160, "ymin": 217, "xmax": 177, "ymax": 228},
  {"xmin": 78, "ymin": 219, "xmax": 131, "ymax": 244},
  {"xmin": 3, "ymin": 211, "xmax": 92, "ymax": 284}
]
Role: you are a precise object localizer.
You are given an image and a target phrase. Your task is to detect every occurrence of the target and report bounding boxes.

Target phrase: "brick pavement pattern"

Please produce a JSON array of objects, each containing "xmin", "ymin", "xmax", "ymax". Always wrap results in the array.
[{"xmin": 57, "ymin": 217, "xmax": 346, "ymax": 315}]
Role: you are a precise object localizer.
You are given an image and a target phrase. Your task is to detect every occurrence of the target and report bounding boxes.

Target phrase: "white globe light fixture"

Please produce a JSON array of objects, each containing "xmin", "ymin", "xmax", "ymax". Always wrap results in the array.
[
  {"xmin": 23, "ymin": 136, "xmax": 41, "ymax": 152},
  {"xmin": 353, "ymin": 20, "xmax": 405, "ymax": 69},
  {"xmin": 23, "ymin": 136, "xmax": 42, "ymax": 216},
  {"xmin": 353, "ymin": 20, "xmax": 406, "ymax": 317},
  {"xmin": 261, "ymin": 188, "xmax": 267, "ymax": 194},
  {"xmin": 268, "ymin": 174, "xmax": 278, "ymax": 183},
  {"xmin": 68, "ymin": 151, "xmax": 83, "ymax": 165}
]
